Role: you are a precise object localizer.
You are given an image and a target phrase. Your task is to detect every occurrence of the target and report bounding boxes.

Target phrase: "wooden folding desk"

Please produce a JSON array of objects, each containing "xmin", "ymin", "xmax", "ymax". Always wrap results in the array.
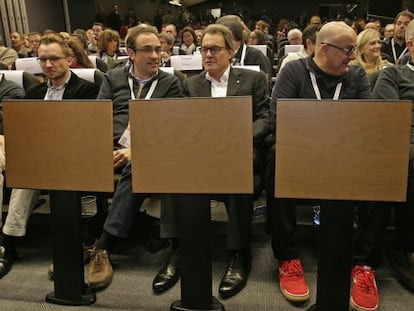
[
  {"xmin": 130, "ymin": 97, "xmax": 253, "ymax": 311},
  {"xmin": 276, "ymin": 99, "xmax": 412, "ymax": 311},
  {"xmin": 3, "ymin": 100, "xmax": 114, "ymax": 305}
]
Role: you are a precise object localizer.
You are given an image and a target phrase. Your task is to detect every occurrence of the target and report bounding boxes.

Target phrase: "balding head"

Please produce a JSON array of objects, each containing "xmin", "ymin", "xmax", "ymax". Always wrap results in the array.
[{"xmin": 314, "ymin": 22, "xmax": 357, "ymax": 76}]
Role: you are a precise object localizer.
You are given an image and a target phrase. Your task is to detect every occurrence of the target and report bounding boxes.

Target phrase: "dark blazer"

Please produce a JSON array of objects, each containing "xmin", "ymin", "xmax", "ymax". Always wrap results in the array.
[
  {"xmin": 25, "ymin": 71, "xmax": 99, "ymax": 99},
  {"xmin": 234, "ymin": 44, "xmax": 272, "ymax": 80},
  {"xmin": 182, "ymin": 66, "xmax": 271, "ymax": 146}
]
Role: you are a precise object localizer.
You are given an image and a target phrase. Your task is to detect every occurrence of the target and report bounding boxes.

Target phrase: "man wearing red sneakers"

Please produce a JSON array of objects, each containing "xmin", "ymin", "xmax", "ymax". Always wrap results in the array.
[{"xmin": 267, "ymin": 21, "xmax": 375, "ymax": 309}]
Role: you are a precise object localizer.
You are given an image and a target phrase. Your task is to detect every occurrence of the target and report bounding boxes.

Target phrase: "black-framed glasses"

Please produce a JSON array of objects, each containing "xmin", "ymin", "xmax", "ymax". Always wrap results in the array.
[
  {"xmin": 200, "ymin": 46, "xmax": 227, "ymax": 55},
  {"xmin": 135, "ymin": 46, "xmax": 162, "ymax": 54},
  {"xmin": 37, "ymin": 56, "xmax": 66, "ymax": 64},
  {"xmin": 321, "ymin": 42, "xmax": 356, "ymax": 56}
]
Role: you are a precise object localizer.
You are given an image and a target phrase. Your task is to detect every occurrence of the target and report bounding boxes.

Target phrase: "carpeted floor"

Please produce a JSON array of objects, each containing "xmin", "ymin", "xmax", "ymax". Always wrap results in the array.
[{"xmin": 0, "ymin": 203, "xmax": 413, "ymax": 311}]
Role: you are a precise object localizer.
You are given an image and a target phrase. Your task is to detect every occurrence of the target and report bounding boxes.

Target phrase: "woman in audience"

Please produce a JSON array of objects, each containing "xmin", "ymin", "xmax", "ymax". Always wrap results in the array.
[
  {"xmin": 248, "ymin": 29, "xmax": 267, "ymax": 45},
  {"xmin": 97, "ymin": 29, "xmax": 123, "ymax": 69},
  {"xmin": 180, "ymin": 26, "xmax": 197, "ymax": 55},
  {"xmin": 350, "ymin": 28, "xmax": 391, "ymax": 87},
  {"xmin": 68, "ymin": 40, "xmax": 94, "ymax": 68}
]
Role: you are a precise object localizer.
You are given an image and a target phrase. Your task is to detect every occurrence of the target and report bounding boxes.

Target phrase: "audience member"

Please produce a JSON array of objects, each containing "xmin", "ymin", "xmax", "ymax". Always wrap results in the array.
[
  {"xmin": 0, "ymin": 33, "xmax": 99, "ymax": 279},
  {"xmin": 194, "ymin": 29, "xmax": 203, "ymax": 46},
  {"xmin": 97, "ymin": 29, "xmax": 123, "ymax": 69},
  {"xmin": 59, "ymin": 31, "xmax": 71, "ymax": 42},
  {"xmin": 216, "ymin": 15, "xmax": 272, "ymax": 82},
  {"xmin": 351, "ymin": 20, "xmax": 364, "ymax": 35},
  {"xmin": 153, "ymin": 23, "xmax": 271, "ymax": 299},
  {"xmin": 383, "ymin": 23, "xmax": 394, "ymax": 42},
  {"xmin": 0, "ymin": 74, "xmax": 25, "ymax": 275},
  {"xmin": 309, "ymin": 15, "xmax": 322, "ymax": 25},
  {"xmin": 107, "ymin": 4, "xmax": 122, "ymax": 32},
  {"xmin": 381, "ymin": 11, "xmax": 414, "ymax": 64},
  {"xmin": 85, "ymin": 24, "xmax": 183, "ymax": 290},
  {"xmin": 255, "ymin": 19, "xmax": 274, "ymax": 43},
  {"xmin": 350, "ymin": 28, "xmax": 391, "ymax": 81},
  {"xmin": 68, "ymin": 40, "xmax": 94, "ymax": 68},
  {"xmin": 0, "ymin": 36, "xmax": 18, "ymax": 69},
  {"xmin": 10, "ymin": 32, "xmax": 30, "ymax": 57},
  {"xmin": 163, "ymin": 23, "xmax": 180, "ymax": 46},
  {"xmin": 27, "ymin": 32, "xmax": 41, "ymax": 57},
  {"xmin": 278, "ymin": 24, "xmax": 319, "ymax": 73},
  {"xmin": 90, "ymin": 22, "xmax": 105, "ymax": 53},
  {"xmin": 180, "ymin": 26, "xmax": 197, "ymax": 55},
  {"xmin": 124, "ymin": 8, "xmax": 139, "ymax": 28},
  {"xmin": 372, "ymin": 18, "xmax": 414, "ymax": 293},
  {"xmin": 267, "ymin": 22, "xmax": 373, "ymax": 309},
  {"xmin": 287, "ymin": 28, "xmax": 303, "ymax": 45},
  {"xmin": 159, "ymin": 32, "xmax": 174, "ymax": 67}
]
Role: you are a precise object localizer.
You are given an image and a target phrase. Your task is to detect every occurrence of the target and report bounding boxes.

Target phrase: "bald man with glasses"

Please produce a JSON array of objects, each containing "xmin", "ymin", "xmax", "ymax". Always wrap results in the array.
[{"xmin": 267, "ymin": 22, "xmax": 385, "ymax": 311}]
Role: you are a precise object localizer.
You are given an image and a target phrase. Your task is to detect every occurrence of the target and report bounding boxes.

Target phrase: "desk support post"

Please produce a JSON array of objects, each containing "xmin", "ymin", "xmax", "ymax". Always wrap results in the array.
[{"xmin": 46, "ymin": 190, "xmax": 96, "ymax": 305}]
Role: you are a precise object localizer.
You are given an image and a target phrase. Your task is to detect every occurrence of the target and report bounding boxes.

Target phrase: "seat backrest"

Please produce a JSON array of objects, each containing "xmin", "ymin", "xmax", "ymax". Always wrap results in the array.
[
  {"xmin": 0, "ymin": 70, "xmax": 24, "ymax": 87},
  {"xmin": 70, "ymin": 68, "xmax": 104, "ymax": 88},
  {"xmin": 0, "ymin": 70, "xmax": 40, "ymax": 90},
  {"xmin": 87, "ymin": 55, "xmax": 98, "ymax": 68}
]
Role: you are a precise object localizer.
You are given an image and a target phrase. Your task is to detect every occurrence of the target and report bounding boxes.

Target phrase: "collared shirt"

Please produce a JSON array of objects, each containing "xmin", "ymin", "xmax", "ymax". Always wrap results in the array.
[
  {"xmin": 205, "ymin": 65, "xmax": 230, "ymax": 97},
  {"xmin": 127, "ymin": 65, "xmax": 158, "ymax": 98},
  {"xmin": 44, "ymin": 71, "xmax": 71, "ymax": 100}
]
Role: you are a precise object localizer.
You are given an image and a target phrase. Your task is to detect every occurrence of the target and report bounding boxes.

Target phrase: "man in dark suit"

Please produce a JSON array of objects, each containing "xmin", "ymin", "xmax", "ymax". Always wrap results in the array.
[
  {"xmin": 0, "ymin": 34, "xmax": 99, "ymax": 279},
  {"xmin": 216, "ymin": 15, "xmax": 273, "ymax": 84},
  {"xmin": 153, "ymin": 23, "xmax": 271, "ymax": 299}
]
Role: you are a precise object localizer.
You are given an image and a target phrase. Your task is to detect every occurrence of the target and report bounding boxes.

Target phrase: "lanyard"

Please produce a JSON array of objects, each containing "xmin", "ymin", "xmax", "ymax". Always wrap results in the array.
[
  {"xmin": 391, "ymin": 38, "xmax": 408, "ymax": 63},
  {"xmin": 310, "ymin": 71, "xmax": 342, "ymax": 100},
  {"xmin": 239, "ymin": 44, "xmax": 247, "ymax": 66},
  {"xmin": 128, "ymin": 77, "xmax": 158, "ymax": 100},
  {"xmin": 407, "ymin": 63, "xmax": 414, "ymax": 72}
]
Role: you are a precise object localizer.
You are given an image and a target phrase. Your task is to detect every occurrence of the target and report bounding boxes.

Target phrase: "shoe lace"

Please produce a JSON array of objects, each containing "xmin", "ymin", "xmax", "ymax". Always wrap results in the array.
[
  {"xmin": 280, "ymin": 259, "xmax": 304, "ymax": 280},
  {"xmin": 353, "ymin": 266, "xmax": 376, "ymax": 295},
  {"xmin": 90, "ymin": 249, "xmax": 108, "ymax": 271}
]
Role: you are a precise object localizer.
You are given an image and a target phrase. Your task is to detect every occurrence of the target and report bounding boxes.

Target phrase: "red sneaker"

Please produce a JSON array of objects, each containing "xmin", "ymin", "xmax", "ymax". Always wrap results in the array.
[
  {"xmin": 350, "ymin": 265, "xmax": 379, "ymax": 311},
  {"xmin": 278, "ymin": 259, "xmax": 310, "ymax": 302}
]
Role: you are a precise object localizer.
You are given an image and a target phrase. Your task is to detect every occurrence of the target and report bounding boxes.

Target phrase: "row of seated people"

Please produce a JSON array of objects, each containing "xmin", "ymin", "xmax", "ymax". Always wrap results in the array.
[{"xmin": 0, "ymin": 16, "xmax": 413, "ymax": 311}]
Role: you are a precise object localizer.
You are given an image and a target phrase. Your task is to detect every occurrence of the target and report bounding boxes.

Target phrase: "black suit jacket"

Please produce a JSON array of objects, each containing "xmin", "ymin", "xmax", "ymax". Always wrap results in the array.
[
  {"xmin": 182, "ymin": 67, "xmax": 271, "ymax": 146},
  {"xmin": 25, "ymin": 71, "xmax": 99, "ymax": 99},
  {"xmin": 234, "ymin": 44, "xmax": 272, "ymax": 80}
]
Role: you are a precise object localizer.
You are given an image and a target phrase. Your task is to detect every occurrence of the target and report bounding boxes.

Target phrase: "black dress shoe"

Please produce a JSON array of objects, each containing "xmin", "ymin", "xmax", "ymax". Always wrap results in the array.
[
  {"xmin": 219, "ymin": 251, "xmax": 252, "ymax": 299},
  {"xmin": 152, "ymin": 250, "xmax": 180, "ymax": 293},
  {"xmin": 389, "ymin": 250, "xmax": 414, "ymax": 291},
  {"xmin": 0, "ymin": 245, "xmax": 17, "ymax": 279}
]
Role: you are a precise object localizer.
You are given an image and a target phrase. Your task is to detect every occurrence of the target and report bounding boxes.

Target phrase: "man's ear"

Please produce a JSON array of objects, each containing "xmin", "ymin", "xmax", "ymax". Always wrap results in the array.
[{"xmin": 127, "ymin": 48, "xmax": 135, "ymax": 59}]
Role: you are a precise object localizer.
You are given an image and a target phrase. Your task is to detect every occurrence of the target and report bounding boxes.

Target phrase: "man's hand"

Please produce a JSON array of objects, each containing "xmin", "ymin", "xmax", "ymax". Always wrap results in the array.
[{"xmin": 113, "ymin": 147, "xmax": 131, "ymax": 169}]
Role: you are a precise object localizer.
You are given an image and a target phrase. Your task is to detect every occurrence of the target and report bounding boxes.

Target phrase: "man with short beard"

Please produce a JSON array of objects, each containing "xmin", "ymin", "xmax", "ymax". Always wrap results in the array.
[{"xmin": 381, "ymin": 11, "xmax": 414, "ymax": 64}]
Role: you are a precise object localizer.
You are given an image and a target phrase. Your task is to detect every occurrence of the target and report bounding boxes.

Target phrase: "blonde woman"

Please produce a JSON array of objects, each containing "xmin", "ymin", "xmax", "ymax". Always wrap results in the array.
[{"xmin": 351, "ymin": 28, "xmax": 391, "ymax": 77}]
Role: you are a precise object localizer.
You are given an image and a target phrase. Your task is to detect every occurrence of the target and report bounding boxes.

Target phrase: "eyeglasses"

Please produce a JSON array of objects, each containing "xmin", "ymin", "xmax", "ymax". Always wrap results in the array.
[
  {"xmin": 200, "ymin": 46, "xmax": 227, "ymax": 55},
  {"xmin": 135, "ymin": 46, "xmax": 162, "ymax": 54},
  {"xmin": 37, "ymin": 56, "xmax": 66, "ymax": 64},
  {"xmin": 321, "ymin": 42, "xmax": 356, "ymax": 56}
]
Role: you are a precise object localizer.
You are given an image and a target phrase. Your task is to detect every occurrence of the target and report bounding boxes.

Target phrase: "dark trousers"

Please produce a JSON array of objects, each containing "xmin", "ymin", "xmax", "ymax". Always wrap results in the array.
[
  {"xmin": 161, "ymin": 194, "xmax": 253, "ymax": 250},
  {"xmin": 265, "ymin": 143, "xmax": 391, "ymax": 266},
  {"xmin": 395, "ymin": 145, "xmax": 414, "ymax": 252},
  {"xmin": 103, "ymin": 162, "xmax": 149, "ymax": 238},
  {"xmin": 265, "ymin": 144, "xmax": 299, "ymax": 260}
]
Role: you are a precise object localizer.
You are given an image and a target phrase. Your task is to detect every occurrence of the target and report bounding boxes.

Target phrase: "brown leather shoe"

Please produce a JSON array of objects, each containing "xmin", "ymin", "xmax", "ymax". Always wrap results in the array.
[
  {"xmin": 87, "ymin": 248, "xmax": 113, "ymax": 290},
  {"xmin": 48, "ymin": 245, "xmax": 95, "ymax": 280}
]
